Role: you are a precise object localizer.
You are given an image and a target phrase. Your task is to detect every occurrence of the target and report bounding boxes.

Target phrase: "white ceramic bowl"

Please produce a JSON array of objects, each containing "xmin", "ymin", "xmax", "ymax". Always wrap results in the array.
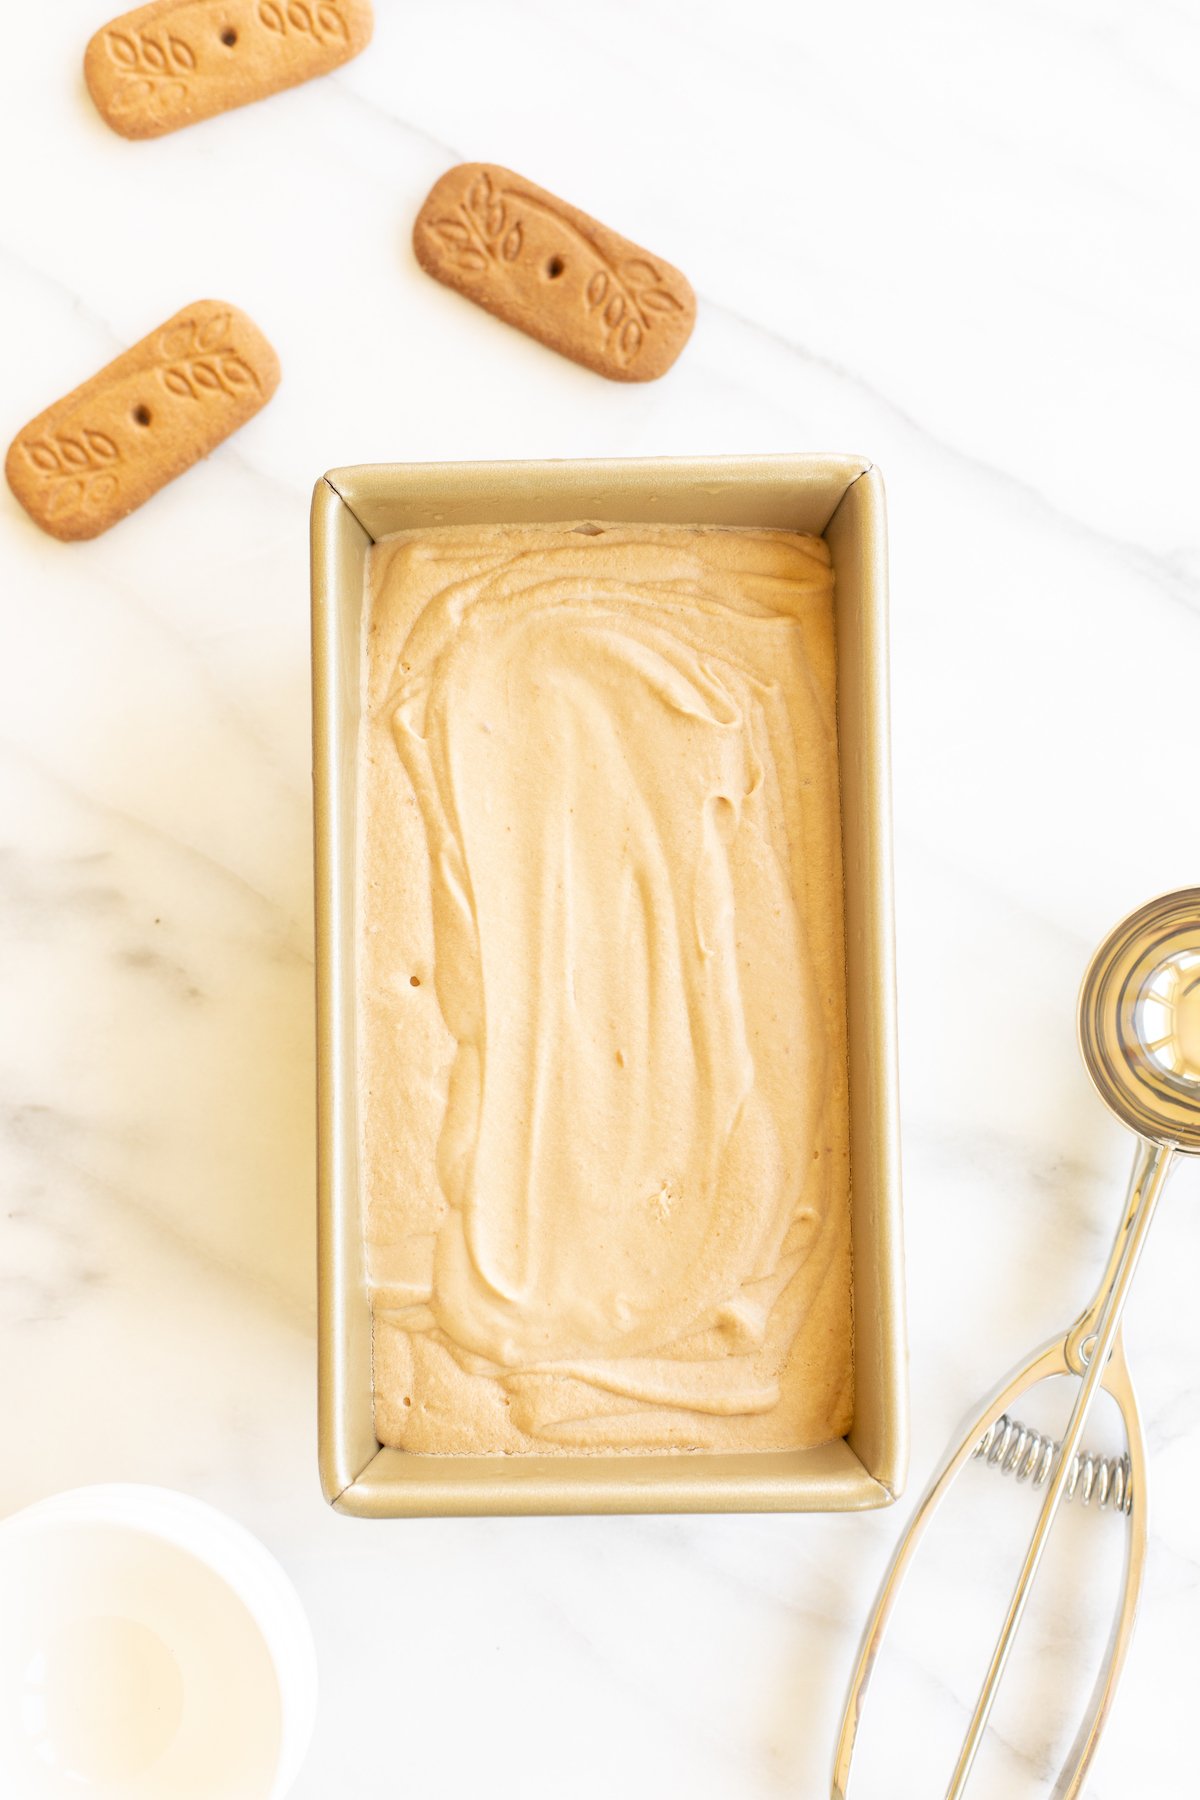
[{"xmin": 0, "ymin": 1486, "xmax": 318, "ymax": 1800}]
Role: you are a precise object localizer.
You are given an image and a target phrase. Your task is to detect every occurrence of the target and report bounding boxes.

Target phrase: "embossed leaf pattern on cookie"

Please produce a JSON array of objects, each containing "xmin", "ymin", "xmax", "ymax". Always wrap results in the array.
[
  {"xmin": 583, "ymin": 268, "xmax": 651, "ymax": 367},
  {"xmin": 21, "ymin": 431, "xmax": 120, "ymax": 520},
  {"xmin": 577, "ymin": 252, "xmax": 686, "ymax": 365},
  {"xmin": 453, "ymin": 171, "xmax": 524, "ymax": 268},
  {"xmin": 622, "ymin": 258, "xmax": 684, "ymax": 316},
  {"xmin": 429, "ymin": 220, "xmax": 486, "ymax": 272},
  {"xmin": 157, "ymin": 313, "xmax": 260, "ymax": 401},
  {"xmin": 104, "ymin": 28, "xmax": 194, "ymax": 116},
  {"xmin": 258, "ymin": 0, "xmax": 350, "ymax": 43}
]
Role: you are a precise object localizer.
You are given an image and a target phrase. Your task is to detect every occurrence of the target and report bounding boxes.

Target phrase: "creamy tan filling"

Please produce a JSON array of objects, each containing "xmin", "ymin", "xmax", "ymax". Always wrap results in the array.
[{"xmin": 361, "ymin": 524, "xmax": 852, "ymax": 1453}]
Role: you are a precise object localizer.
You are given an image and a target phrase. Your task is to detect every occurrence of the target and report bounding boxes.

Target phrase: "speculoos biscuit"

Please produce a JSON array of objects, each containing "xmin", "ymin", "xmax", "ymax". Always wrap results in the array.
[
  {"xmin": 6, "ymin": 300, "xmax": 280, "ymax": 540},
  {"xmin": 413, "ymin": 163, "xmax": 696, "ymax": 382},
  {"xmin": 85, "ymin": 0, "xmax": 374, "ymax": 139}
]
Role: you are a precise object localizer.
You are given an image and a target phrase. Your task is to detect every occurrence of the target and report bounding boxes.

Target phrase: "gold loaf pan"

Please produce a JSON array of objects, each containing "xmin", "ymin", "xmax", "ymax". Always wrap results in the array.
[{"xmin": 311, "ymin": 454, "xmax": 907, "ymax": 1517}]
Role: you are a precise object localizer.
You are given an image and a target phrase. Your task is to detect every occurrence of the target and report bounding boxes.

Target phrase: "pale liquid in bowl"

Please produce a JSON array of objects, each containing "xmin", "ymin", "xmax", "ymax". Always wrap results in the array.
[
  {"xmin": 24, "ymin": 1615, "xmax": 184, "ymax": 1782},
  {"xmin": 0, "ymin": 1523, "xmax": 283, "ymax": 1799}
]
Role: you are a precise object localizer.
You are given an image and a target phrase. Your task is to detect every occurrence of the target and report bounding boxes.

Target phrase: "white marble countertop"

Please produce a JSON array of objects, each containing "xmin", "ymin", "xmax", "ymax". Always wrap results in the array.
[{"xmin": 2, "ymin": 3, "xmax": 1199, "ymax": 1795}]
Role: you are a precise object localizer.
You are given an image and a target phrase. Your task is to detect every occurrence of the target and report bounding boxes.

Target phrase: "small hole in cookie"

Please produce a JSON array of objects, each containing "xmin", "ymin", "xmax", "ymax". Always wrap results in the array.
[
  {"xmin": 409, "ymin": 975, "xmax": 421, "ymax": 987},
  {"xmin": 545, "ymin": 256, "xmax": 565, "ymax": 279},
  {"xmin": 132, "ymin": 404, "xmax": 152, "ymax": 427},
  {"xmin": 220, "ymin": 26, "xmax": 237, "ymax": 45},
  {"xmin": 572, "ymin": 523, "xmax": 604, "ymax": 536}
]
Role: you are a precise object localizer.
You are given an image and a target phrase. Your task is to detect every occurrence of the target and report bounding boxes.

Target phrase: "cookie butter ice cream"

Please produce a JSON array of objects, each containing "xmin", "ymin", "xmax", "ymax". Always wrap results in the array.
[{"xmin": 361, "ymin": 523, "xmax": 852, "ymax": 1453}]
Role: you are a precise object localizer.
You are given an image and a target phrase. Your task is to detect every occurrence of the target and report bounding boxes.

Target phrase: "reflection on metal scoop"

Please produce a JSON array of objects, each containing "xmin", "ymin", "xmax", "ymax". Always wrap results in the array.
[
  {"xmin": 1080, "ymin": 891, "xmax": 1200, "ymax": 1143},
  {"xmin": 832, "ymin": 889, "xmax": 1200, "ymax": 1800}
]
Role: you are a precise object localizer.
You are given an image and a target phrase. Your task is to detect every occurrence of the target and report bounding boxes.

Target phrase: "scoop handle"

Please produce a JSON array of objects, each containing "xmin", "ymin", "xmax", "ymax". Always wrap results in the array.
[
  {"xmin": 832, "ymin": 1137, "xmax": 1170, "ymax": 1800},
  {"xmin": 830, "ymin": 1330, "xmax": 1148, "ymax": 1799},
  {"xmin": 1050, "ymin": 1332, "xmax": 1148, "ymax": 1800},
  {"xmin": 831, "ymin": 1335, "xmax": 1068, "ymax": 1800},
  {"xmin": 945, "ymin": 1137, "xmax": 1171, "ymax": 1797}
]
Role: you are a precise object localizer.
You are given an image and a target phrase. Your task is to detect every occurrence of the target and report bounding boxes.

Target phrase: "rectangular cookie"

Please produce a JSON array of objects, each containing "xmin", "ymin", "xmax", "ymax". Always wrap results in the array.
[
  {"xmin": 5, "ymin": 300, "xmax": 280, "ymax": 540},
  {"xmin": 413, "ymin": 163, "xmax": 696, "ymax": 382},
  {"xmin": 85, "ymin": 0, "xmax": 374, "ymax": 138}
]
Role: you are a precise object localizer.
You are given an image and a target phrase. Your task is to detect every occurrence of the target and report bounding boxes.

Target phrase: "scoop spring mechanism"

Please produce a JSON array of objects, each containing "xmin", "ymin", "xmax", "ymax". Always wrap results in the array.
[{"xmin": 974, "ymin": 1413, "xmax": 1132, "ymax": 1517}]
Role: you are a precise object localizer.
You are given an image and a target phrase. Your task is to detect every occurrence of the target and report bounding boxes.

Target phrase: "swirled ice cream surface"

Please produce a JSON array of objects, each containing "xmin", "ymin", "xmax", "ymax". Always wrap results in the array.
[{"xmin": 362, "ymin": 524, "xmax": 852, "ymax": 1453}]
